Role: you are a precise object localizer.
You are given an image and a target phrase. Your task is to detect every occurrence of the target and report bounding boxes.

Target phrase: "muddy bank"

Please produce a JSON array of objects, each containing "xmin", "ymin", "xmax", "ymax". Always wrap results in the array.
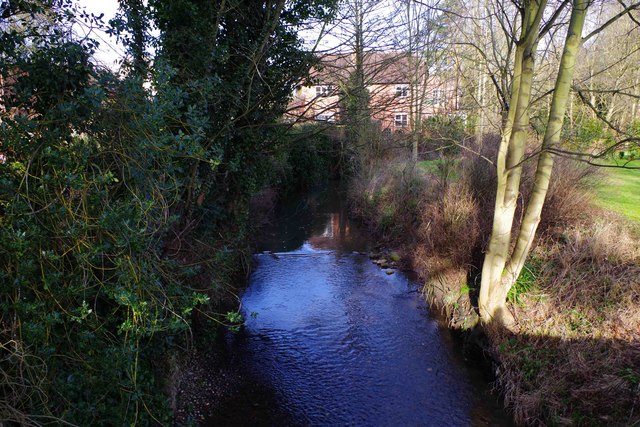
[{"xmin": 173, "ymin": 347, "xmax": 292, "ymax": 426}]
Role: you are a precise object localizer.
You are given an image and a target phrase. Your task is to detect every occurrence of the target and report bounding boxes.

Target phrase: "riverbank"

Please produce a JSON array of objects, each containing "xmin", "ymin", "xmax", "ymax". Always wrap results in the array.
[{"xmin": 347, "ymin": 157, "xmax": 640, "ymax": 426}]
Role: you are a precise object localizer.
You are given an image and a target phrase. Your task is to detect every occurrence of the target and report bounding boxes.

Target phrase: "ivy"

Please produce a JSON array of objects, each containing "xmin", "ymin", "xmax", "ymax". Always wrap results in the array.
[{"xmin": 1, "ymin": 0, "xmax": 337, "ymax": 424}]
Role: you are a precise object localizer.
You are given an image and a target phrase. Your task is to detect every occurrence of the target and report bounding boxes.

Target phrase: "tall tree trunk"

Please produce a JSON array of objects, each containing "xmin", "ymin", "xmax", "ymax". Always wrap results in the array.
[
  {"xmin": 479, "ymin": 0, "xmax": 589, "ymax": 325},
  {"xmin": 478, "ymin": 0, "xmax": 547, "ymax": 325},
  {"xmin": 475, "ymin": 70, "xmax": 487, "ymax": 144},
  {"xmin": 506, "ymin": 0, "xmax": 588, "ymax": 284}
]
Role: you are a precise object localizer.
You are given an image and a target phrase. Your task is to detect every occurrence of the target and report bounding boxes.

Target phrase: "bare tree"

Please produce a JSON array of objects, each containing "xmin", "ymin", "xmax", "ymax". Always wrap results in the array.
[
  {"xmin": 393, "ymin": 0, "xmax": 450, "ymax": 161},
  {"xmin": 475, "ymin": 0, "xmax": 640, "ymax": 325}
]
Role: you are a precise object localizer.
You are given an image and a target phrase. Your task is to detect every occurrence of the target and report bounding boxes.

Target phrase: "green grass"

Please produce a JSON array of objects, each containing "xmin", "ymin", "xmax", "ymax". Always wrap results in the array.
[
  {"xmin": 592, "ymin": 159, "xmax": 640, "ymax": 223},
  {"xmin": 417, "ymin": 159, "xmax": 460, "ymax": 180}
]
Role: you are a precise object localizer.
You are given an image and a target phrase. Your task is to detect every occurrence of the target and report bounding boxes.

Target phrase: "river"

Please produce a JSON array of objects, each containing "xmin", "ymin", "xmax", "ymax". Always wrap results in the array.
[{"xmin": 205, "ymin": 186, "xmax": 511, "ymax": 426}]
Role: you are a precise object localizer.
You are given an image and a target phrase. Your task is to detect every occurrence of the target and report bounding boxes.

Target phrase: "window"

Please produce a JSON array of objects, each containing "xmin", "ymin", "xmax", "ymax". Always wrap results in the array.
[
  {"xmin": 396, "ymin": 85, "xmax": 408, "ymax": 97},
  {"xmin": 395, "ymin": 114, "xmax": 408, "ymax": 128},
  {"xmin": 316, "ymin": 114, "xmax": 333, "ymax": 122},
  {"xmin": 315, "ymin": 85, "xmax": 331, "ymax": 97},
  {"xmin": 432, "ymin": 88, "xmax": 443, "ymax": 105}
]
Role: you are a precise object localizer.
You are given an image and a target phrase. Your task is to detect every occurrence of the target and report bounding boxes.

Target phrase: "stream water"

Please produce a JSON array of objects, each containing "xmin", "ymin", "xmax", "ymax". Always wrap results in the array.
[{"xmin": 207, "ymin": 186, "xmax": 511, "ymax": 426}]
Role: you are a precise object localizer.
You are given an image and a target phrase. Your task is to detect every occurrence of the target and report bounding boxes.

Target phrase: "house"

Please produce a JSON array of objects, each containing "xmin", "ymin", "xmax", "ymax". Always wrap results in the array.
[{"xmin": 286, "ymin": 52, "xmax": 459, "ymax": 131}]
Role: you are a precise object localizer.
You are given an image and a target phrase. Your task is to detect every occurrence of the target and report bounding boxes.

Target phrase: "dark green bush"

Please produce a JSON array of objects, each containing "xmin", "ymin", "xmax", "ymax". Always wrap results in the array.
[
  {"xmin": 420, "ymin": 115, "xmax": 466, "ymax": 158},
  {"xmin": 0, "ymin": 54, "xmax": 211, "ymax": 424},
  {"xmin": 278, "ymin": 124, "xmax": 336, "ymax": 192},
  {"xmin": 1, "ymin": 0, "xmax": 336, "ymax": 423}
]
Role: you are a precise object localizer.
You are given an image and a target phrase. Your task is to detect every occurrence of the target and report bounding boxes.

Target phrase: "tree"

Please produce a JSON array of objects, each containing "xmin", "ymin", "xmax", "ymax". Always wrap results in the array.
[
  {"xmin": 393, "ymin": 0, "xmax": 449, "ymax": 161},
  {"xmin": 477, "ymin": 0, "xmax": 640, "ymax": 324},
  {"xmin": 331, "ymin": 0, "xmax": 390, "ymax": 168},
  {"xmin": 0, "ymin": 0, "xmax": 338, "ymax": 423}
]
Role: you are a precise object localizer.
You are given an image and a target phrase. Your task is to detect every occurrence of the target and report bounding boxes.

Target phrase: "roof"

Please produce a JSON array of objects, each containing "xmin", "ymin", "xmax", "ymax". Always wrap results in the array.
[{"xmin": 310, "ymin": 51, "xmax": 414, "ymax": 86}]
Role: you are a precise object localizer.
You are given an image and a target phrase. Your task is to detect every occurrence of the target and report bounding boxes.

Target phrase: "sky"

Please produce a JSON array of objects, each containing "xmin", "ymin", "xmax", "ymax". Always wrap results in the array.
[
  {"xmin": 72, "ymin": 0, "xmax": 371, "ymax": 68},
  {"xmin": 75, "ymin": 0, "xmax": 124, "ymax": 68},
  {"xmin": 74, "ymin": 0, "xmax": 337, "ymax": 68}
]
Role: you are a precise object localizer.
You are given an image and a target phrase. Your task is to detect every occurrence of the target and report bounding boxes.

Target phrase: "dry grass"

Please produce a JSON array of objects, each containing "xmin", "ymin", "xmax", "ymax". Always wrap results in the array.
[
  {"xmin": 536, "ymin": 158, "xmax": 600, "ymax": 230},
  {"xmin": 418, "ymin": 181, "xmax": 480, "ymax": 266},
  {"xmin": 492, "ymin": 221, "xmax": 640, "ymax": 426},
  {"xmin": 348, "ymin": 159, "xmax": 428, "ymax": 240},
  {"xmin": 348, "ymin": 135, "xmax": 640, "ymax": 426},
  {"xmin": 349, "ymin": 157, "xmax": 481, "ymax": 327}
]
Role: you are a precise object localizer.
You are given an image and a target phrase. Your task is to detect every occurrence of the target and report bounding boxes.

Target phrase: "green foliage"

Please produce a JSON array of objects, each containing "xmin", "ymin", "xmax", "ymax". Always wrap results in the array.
[
  {"xmin": 341, "ymin": 66, "xmax": 375, "ymax": 171},
  {"xmin": 276, "ymin": 124, "xmax": 336, "ymax": 192},
  {"xmin": 225, "ymin": 311, "xmax": 244, "ymax": 333},
  {"xmin": 564, "ymin": 116, "xmax": 615, "ymax": 150},
  {"xmin": 417, "ymin": 158, "xmax": 460, "ymax": 181},
  {"xmin": 507, "ymin": 262, "xmax": 539, "ymax": 306},
  {"xmin": 420, "ymin": 115, "xmax": 466, "ymax": 157},
  {"xmin": 0, "ymin": 47, "xmax": 210, "ymax": 425},
  {"xmin": 0, "ymin": 0, "xmax": 337, "ymax": 424}
]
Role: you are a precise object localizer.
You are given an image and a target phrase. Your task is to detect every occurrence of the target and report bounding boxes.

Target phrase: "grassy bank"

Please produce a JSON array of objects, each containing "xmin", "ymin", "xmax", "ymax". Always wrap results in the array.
[
  {"xmin": 348, "ymin": 153, "xmax": 640, "ymax": 426},
  {"xmin": 592, "ymin": 160, "xmax": 640, "ymax": 223}
]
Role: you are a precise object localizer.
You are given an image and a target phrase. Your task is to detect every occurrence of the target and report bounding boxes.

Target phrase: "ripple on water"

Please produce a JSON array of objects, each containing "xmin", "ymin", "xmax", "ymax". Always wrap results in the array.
[{"xmin": 225, "ymin": 251, "xmax": 493, "ymax": 426}]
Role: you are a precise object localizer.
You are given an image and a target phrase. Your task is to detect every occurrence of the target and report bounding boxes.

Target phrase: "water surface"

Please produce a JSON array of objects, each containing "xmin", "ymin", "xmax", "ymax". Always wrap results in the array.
[{"xmin": 212, "ymin": 187, "xmax": 510, "ymax": 426}]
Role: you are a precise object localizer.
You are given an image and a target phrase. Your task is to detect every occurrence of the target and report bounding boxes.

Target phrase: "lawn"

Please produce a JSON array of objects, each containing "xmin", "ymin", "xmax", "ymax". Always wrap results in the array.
[
  {"xmin": 417, "ymin": 157, "xmax": 640, "ymax": 223},
  {"xmin": 592, "ymin": 159, "xmax": 640, "ymax": 223}
]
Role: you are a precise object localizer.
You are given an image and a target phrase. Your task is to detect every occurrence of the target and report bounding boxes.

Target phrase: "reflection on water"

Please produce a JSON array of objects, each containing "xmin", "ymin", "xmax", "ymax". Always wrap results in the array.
[
  {"xmin": 254, "ymin": 186, "xmax": 370, "ymax": 254},
  {"xmin": 209, "ymin": 185, "xmax": 510, "ymax": 426}
]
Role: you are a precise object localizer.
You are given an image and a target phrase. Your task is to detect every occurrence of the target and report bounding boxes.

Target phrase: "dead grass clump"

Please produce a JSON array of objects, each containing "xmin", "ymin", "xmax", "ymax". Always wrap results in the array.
[
  {"xmin": 571, "ymin": 221, "xmax": 639, "ymax": 262},
  {"xmin": 493, "ymin": 218, "xmax": 640, "ymax": 425},
  {"xmin": 418, "ymin": 181, "xmax": 480, "ymax": 266},
  {"xmin": 459, "ymin": 137, "xmax": 498, "ymax": 244},
  {"xmin": 537, "ymin": 222, "xmax": 640, "ymax": 340},
  {"xmin": 413, "ymin": 248, "xmax": 477, "ymax": 328},
  {"xmin": 461, "ymin": 136, "xmax": 601, "ymax": 240},
  {"xmin": 537, "ymin": 158, "xmax": 600, "ymax": 230},
  {"xmin": 491, "ymin": 329, "xmax": 640, "ymax": 427}
]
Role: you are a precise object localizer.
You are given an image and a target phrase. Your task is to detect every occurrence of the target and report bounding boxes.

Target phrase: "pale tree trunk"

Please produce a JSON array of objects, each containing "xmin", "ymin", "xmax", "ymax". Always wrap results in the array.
[
  {"xmin": 506, "ymin": 0, "xmax": 588, "ymax": 284},
  {"xmin": 588, "ymin": 66, "xmax": 596, "ymax": 118},
  {"xmin": 605, "ymin": 73, "xmax": 622, "ymax": 123},
  {"xmin": 350, "ymin": 0, "xmax": 370, "ymax": 162},
  {"xmin": 632, "ymin": 73, "xmax": 639, "ymax": 121},
  {"xmin": 479, "ymin": 0, "xmax": 588, "ymax": 323},
  {"xmin": 569, "ymin": 89, "xmax": 574, "ymax": 127},
  {"xmin": 475, "ymin": 71, "xmax": 487, "ymax": 144},
  {"xmin": 478, "ymin": 0, "xmax": 547, "ymax": 325},
  {"xmin": 474, "ymin": 9, "xmax": 488, "ymax": 145}
]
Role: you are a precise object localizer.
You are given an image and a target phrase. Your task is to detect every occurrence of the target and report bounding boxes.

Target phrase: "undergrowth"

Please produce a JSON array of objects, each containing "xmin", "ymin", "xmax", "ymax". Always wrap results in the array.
[
  {"xmin": 347, "ymin": 133, "xmax": 639, "ymax": 425},
  {"xmin": 0, "ymin": 2, "xmax": 330, "ymax": 423}
]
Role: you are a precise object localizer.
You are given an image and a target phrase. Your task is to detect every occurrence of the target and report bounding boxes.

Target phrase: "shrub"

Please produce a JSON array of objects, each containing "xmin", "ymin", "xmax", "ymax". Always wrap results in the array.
[
  {"xmin": 348, "ymin": 159, "xmax": 426, "ymax": 240},
  {"xmin": 420, "ymin": 115, "xmax": 467, "ymax": 159},
  {"xmin": 277, "ymin": 124, "xmax": 336, "ymax": 192},
  {"xmin": 418, "ymin": 181, "xmax": 479, "ymax": 266},
  {"xmin": 564, "ymin": 116, "xmax": 616, "ymax": 152},
  {"xmin": 0, "ymin": 35, "xmax": 241, "ymax": 427},
  {"xmin": 495, "ymin": 221, "xmax": 640, "ymax": 426}
]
